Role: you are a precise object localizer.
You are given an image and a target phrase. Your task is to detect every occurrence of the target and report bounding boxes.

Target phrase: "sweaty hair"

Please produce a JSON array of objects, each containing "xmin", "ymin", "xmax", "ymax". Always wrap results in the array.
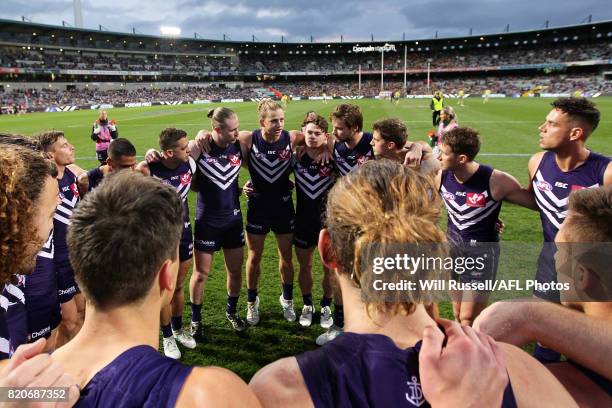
[
  {"xmin": 566, "ymin": 186, "xmax": 612, "ymax": 243},
  {"xmin": 302, "ymin": 114, "xmax": 329, "ymax": 133},
  {"xmin": 0, "ymin": 133, "xmax": 40, "ymax": 150},
  {"xmin": 67, "ymin": 171, "xmax": 183, "ymax": 309},
  {"xmin": 372, "ymin": 118, "xmax": 408, "ymax": 149},
  {"xmin": 36, "ymin": 130, "xmax": 65, "ymax": 153},
  {"xmin": 207, "ymin": 107, "xmax": 236, "ymax": 130},
  {"xmin": 551, "ymin": 97, "xmax": 600, "ymax": 134},
  {"xmin": 158, "ymin": 128, "xmax": 187, "ymax": 152},
  {"xmin": 108, "ymin": 138, "xmax": 136, "ymax": 160},
  {"xmin": 442, "ymin": 126, "xmax": 481, "ymax": 161},
  {"xmin": 331, "ymin": 104, "xmax": 363, "ymax": 132},
  {"xmin": 257, "ymin": 98, "xmax": 283, "ymax": 119},
  {"xmin": 563, "ymin": 186, "xmax": 612, "ymax": 289},
  {"xmin": 325, "ymin": 159, "xmax": 445, "ymax": 318},
  {"xmin": 0, "ymin": 144, "xmax": 58, "ymax": 284}
]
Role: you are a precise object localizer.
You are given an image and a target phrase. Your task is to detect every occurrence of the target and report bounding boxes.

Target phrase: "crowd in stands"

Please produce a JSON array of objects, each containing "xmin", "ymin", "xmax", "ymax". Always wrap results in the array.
[
  {"xmin": 1, "ymin": 42, "xmax": 610, "ymax": 74},
  {"xmin": 0, "ymin": 72, "xmax": 609, "ymax": 110}
]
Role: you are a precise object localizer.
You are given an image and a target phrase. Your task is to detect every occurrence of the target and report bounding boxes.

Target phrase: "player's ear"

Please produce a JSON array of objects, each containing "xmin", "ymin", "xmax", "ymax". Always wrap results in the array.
[
  {"xmin": 318, "ymin": 229, "xmax": 337, "ymax": 270},
  {"xmin": 158, "ymin": 258, "xmax": 176, "ymax": 295}
]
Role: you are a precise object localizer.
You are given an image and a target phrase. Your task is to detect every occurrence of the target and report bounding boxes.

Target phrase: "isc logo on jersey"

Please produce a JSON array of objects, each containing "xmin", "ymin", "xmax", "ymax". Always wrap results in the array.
[
  {"xmin": 357, "ymin": 155, "xmax": 369, "ymax": 165},
  {"xmin": 535, "ymin": 180, "xmax": 553, "ymax": 191},
  {"xmin": 229, "ymin": 154, "xmax": 240, "ymax": 166},
  {"xmin": 466, "ymin": 192, "xmax": 486, "ymax": 207},
  {"xmin": 180, "ymin": 173, "xmax": 191, "ymax": 185}
]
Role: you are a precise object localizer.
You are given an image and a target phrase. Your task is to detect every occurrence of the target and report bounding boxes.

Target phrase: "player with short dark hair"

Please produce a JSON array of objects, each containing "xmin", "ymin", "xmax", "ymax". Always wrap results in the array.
[
  {"xmin": 137, "ymin": 128, "xmax": 197, "ymax": 358},
  {"xmin": 77, "ymin": 138, "xmax": 137, "ymax": 196},
  {"xmin": 53, "ymin": 171, "xmax": 259, "ymax": 407},
  {"xmin": 38, "ymin": 130, "xmax": 86, "ymax": 346}
]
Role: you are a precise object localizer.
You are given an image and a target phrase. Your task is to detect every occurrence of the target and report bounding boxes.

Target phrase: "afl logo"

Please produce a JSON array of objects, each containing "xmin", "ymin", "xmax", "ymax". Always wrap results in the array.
[
  {"xmin": 278, "ymin": 149, "xmax": 291, "ymax": 161},
  {"xmin": 466, "ymin": 192, "xmax": 486, "ymax": 207},
  {"xmin": 229, "ymin": 154, "xmax": 240, "ymax": 166},
  {"xmin": 319, "ymin": 166, "xmax": 331, "ymax": 177},
  {"xmin": 180, "ymin": 173, "xmax": 191, "ymax": 185},
  {"xmin": 442, "ymin": 192, "xmax": 455, "ymax": 201},
  {"xmin": 535, "ymin": 180, "xmax": 552, "ymax": 191}
]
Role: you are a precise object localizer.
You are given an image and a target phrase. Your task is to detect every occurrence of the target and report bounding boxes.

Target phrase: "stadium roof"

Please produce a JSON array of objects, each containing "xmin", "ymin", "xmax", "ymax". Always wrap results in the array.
[{"xmin": 0, "ymin": 18, "xmax": 610, "ymax": 51}]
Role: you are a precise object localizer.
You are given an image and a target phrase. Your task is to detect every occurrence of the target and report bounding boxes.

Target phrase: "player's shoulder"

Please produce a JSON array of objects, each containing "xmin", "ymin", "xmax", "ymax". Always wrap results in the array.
[
  {"xmin": 250, "ymin": 357, "xmax": 311, "ymax": 408},
  {"xmin": 177, "ymin": 366, "xmax": 261, "ymax": 407}
]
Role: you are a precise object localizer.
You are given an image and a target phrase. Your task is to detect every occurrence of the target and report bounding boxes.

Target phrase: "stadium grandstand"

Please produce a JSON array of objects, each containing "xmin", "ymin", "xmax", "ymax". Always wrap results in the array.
[{"xmin": 0, "ymin": 18, "xmax": 611, "ymax": 112}]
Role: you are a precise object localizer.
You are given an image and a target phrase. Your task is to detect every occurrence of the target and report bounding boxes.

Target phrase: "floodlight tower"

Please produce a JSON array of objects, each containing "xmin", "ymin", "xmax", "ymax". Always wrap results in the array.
[{"xmin": 73, "ymin": 0, "xmax": 83, "ymax": 28}]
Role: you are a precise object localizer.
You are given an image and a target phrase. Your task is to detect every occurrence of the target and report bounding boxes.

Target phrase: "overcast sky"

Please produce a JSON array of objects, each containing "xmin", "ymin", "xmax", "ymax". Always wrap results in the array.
[{"xmin": 1, "ymin": 0, "xmax": 611, "ymax": 43}]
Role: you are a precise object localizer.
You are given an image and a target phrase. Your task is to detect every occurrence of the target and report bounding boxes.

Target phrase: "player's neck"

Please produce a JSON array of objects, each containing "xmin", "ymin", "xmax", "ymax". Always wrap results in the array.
[
  {"xmin": 554, "ymin": 145, "xmax": 590, "ymax": 172},
  {"xmin": 212, "ymin": 131, "xmax": 229, "ymax": 149},
  {"xmin": 345, "ymin": 132, "xmax": 363, "ymax": 150},
  {"xmin": 453, "ymin": 161, "xmax": 479, "ymax": 183},
  {"xmin": 55, "ymin": 163, "xmax": 66, "ymax": 179},
  {"xmin": 338, "ymin": 274, "xmax": 434, "ymax": 348},
  {"xmin": 261, "ymin": 129, "xmax": 280, "ymax": 143},
  {"xmin": 161, "ymin": 156, "xmax": 180, "ymax": 170}
]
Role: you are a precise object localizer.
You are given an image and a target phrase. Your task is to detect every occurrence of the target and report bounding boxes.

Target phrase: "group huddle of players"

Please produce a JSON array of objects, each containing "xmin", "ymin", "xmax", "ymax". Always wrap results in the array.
[{"xmin": 0, "ymin": 96, "xmax": 610, "ymax": 407}]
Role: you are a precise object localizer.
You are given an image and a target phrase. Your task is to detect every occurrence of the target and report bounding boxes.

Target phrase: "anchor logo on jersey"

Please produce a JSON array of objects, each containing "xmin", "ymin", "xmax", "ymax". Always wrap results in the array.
[
  {"xmin": 319, "ymin": 166, "xmax": 332, "ymax": 177},
  {"xmin": 278, "ymin": 148, "xmax": 291, "ymax": 161},
  {"xmin": 70, "ymin": 183, "xmax": 80, "ymax": 198},
  {"xmin": 571, "ymin": 185, "xmax": 586, "ymax": 191},
  {"xmin": 180, "ymin": 173, "xmax": 191, "ymax": 186},
  {"xmin": 356, "ymin": 155, "xmax": 369, "ymax": 165},
  {"xmin": 405, "ymin": 376, "xmax": 425, "ymax": 406},
  {"xmin": 229, "ymin": 154, "xmax": 240, "ymax": 166},
  {"xmin": 466, "ymin": 192, "xmax": 486, "ymax": 208}
]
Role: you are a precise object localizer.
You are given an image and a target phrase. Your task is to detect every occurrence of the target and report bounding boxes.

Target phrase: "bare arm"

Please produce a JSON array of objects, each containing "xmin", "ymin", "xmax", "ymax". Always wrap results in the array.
[
  {"xmin": 474, "ymin": 301, "xmax": 612, "ymax": 380},
  {"xmin": 500, "ymin": 343, "xmax": 577, "ymax": 408},
  {"xmin": 67, "ymin": 164, "xmax": 86, "ymax": 177},
  {"xmin": 603, "ymin": 162, "xmax": 612, "ymax": 186},
  {"xmin": 490, "ymin": 170, "xmax": 538, "ymax": 210},
  {"xmin": 526, "ymin": 151, "xmax": 546, "ymax": 192},
  {"xmin": 176, "ymin": 366, "xmax": 261, "ymax": 408},
  {"xmin": 77, "ymin": 172, "xmax": 89, "ymax": 198},
  {"xmin": 249, "ymin": 357, "xmax": 313, "ymax": 408},
  {"xmin": 238, "ymin": 130, "xmax": 253, "ymax": 168},
  {"xmin": 135, "ymin": 161, "xmax": 150, "ymax": 177}
]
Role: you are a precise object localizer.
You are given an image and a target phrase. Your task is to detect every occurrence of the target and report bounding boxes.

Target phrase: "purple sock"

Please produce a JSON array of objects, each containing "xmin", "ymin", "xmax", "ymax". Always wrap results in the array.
[
  {"xmin": 282, "ymin": 283, "xmax": 293, "ymax": 301},
  {"xmin": 191, "ymin": 303, "xmax": 202, "ymax": 323},
  {"xmin": 226, "ymin": 295, "xmax": 239, "ymax": 315},
  {"xmin": 171, "ymin": 316, "xmax": 182, "ymax": 331},
  {"xmin": 247, "ymin": 289, "xmax": 258, "ymax": 303},
  {"xmin": 161, "ymin": 324, "xmax": 173, "ymax": 338}
]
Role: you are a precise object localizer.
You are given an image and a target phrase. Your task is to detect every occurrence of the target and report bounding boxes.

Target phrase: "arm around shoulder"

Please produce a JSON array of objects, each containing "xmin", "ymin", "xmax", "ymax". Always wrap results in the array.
[
  {"xmin": 176, "ymin": 366, "xmax": 261, "ymax": 408},
  {"xmin": 249, "ymin": 357, "xmax": 313, "ymax": 408}
]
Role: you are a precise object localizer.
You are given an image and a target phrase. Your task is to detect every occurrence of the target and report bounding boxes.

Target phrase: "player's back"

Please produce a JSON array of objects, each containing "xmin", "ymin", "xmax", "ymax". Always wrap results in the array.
[{"xmin": 77, "ymin": 345, "xmax": 193, "ymax": 408}]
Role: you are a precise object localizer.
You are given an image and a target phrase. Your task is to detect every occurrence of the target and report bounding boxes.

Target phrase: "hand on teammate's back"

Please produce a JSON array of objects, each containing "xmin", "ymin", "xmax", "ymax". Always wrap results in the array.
[
  {"xmin": 144, "ymin": 148, "xmax": 162, "ymax": 163},
  {"xmin": 403, "ymin": 142, "xmax": 423, "ymax": 167},
  {"xmin": 195, "ymin": 130, "xmax": 213, "ymax": 153},
  {"xmin": 0, "ymin": 339, "xmax": 80, "ymax": 408},
  {"xmin": 419, "ymin": 319, "xmax": 508, "ymax": 408}
]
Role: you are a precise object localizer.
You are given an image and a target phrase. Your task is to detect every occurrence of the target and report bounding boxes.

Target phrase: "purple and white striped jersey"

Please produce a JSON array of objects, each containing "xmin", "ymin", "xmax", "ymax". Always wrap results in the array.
[
  {"xmin": 248, "ymin": 129, "xmax": 293, "ymax": 196},
  {"xmin": 532, "ymin": 151, "xmax": 609, "ymax": 242},
  {"xmin": 440, "ymin": 164, "xmax": 501, "ymax": 243},
  {"xmin": 149, "ymin": 158, "xmax": 196, "ymax": 224},
  {"xmin": 53, "ymin": 167, "xmax": 80, "ymax": 261},
  {"xmin": 333, "ymin": 132, "xmax": 374, "ymax": 176}
]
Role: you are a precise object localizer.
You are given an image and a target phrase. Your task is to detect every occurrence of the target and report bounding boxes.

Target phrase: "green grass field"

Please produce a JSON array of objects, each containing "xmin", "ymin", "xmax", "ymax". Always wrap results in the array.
[{"xmin": 1, "ymin": 97, "xmax": 611, "ymax": 380}]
